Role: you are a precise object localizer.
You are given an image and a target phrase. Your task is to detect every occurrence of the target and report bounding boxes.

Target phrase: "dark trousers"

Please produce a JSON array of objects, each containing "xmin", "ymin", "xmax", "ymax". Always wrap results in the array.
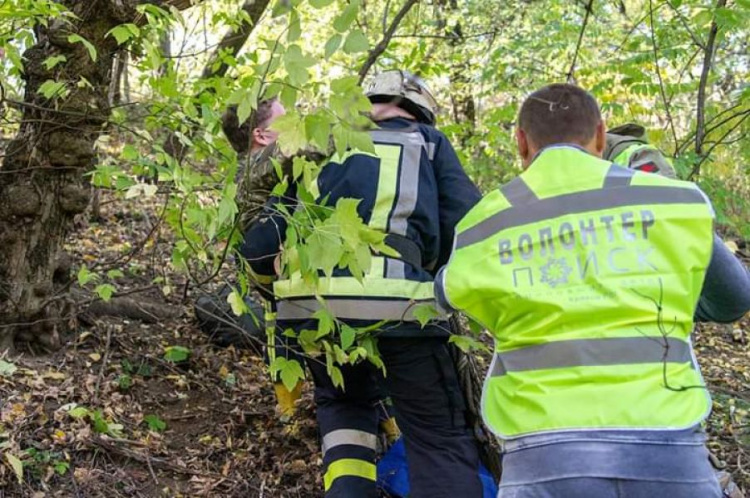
[{"xmin": 307, "ymin": 336, "xmax": 483, "ymax": 498}]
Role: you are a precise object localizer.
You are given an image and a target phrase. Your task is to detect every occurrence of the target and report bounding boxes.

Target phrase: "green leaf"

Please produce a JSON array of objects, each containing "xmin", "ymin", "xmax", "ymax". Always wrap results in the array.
[
  {"xmin": 226, "ymin": 290, "xmax": 248, "ymax": 316},
  {"xmin": 283, "ymin": 44, "xmax": 317, "ymax": 87},
  {"xmin": 270, "ymin": 113, "xmax": 309, "ymax": 155},
  {"xmin": 340, "ymin": 324, "xmax": 356, "ymax": 350},
  {"xmin": 90, "ymin": 410, "xmax": 109, "ymax": 434},
  {"xmin": 121, "ymin": 144, "xmax": 138, "ymax": 161},
  {"xmin": 38, "ymin": 79, "xmax": 67, "ymax": 99},
  {"xmin": 307, "ymin": 230, "xmax": 344, "ymax": 276},
  {"xmin": 310, "ymin": 0, "xmax": 335, "ymax": 7},
  {"xmin": 68, "ymin": 34, "xmax": 97, "ymax": 61},
  {"xmin": 54, "ymin": 461, "xmax": 70, "ymax": 475},
  {"xmin": 143, "ymin": 414, "xmax": 167, "ymax": 432},
  {"xmin": 287, "ymin": 10, "xmax": 301, "ymax": 42},
  {"xmin": 164, "ymin": 345, "xmax": 191, "ymax": 363},
  {"xmin": 68, "ymin": 406, "xmax": 90, "ymax": 419},
  {"xmin": 343, "ymin": 29, "xmax": 369, "ymax": 54},
  {"xmin": 106, "ymin": 269, "xmax": 124, "ymax": 279},
  {"xmin": 413, "ymin": 304, "xmax": 441, "ymax": 328},
  {"xmin": 5, "ymin": 453, "xmax": 23, "ymax": 484},
  {"xmin": 448, "ymin": 335, "xmax": 490, "ymax": 354},
  {"xmin": 467, "ymin": 317, "xmax": 484, "ymax": 336},
  {"xmin": 42, "ymin": 55, "xmax": 66, "ymax": 70},
  {"xmin": 107, "ymin": 24, "xmax": 140, "ymax": 45},
  {"xmin": 117, "ymin": 374, "xmax": 132, "ymax": 391},
  {"xmin": 280, "ymin": 359, "xmax": 304, "ymax": 391},
  {"xmin": 324, "ymin": 34, "xmax": 342, "ymax": 59},
  {"xmin": 77, "ymin": 266, "xmax": 99, "ymax": 286},
  {"xmin": 279, "ymin": 86, "xmax": 296, "ymax": 112},
  {"xmin": 333, "ymin": 0, "xmax": 360, "ymax": 32},
  {"xmin": 95, "ymin": 283, "xmax": 116, "ymax": 302},
  {"xmin": 329, "ymin": 365, "xmax": 345, "ymax": 389},
  {"xmin": 314, "ymin": 308, "xmax": 335, "ymax": 339},
  {"xmin": 237, "ymin": 90, "xmax": 257, "ymax": 128},
  {"xmin": 305, "ymin": 113, "xmax": 334, "ymax": 151},
  {"xmin": 0, "ymin": 360, "xmax": 17, "ymax": 377}
]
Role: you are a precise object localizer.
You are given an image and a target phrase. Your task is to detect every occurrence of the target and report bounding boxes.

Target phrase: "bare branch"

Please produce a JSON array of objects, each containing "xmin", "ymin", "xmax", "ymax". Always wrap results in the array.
[
  {"xmin": 566, "ymin": 0, "xmax": 595, "ymax": 82},
  {"xmin": 648, "ymin": 0, "xmax": 679, "ymax": 155},
  {"xmin": 691, "ymin": 0, "xmax": 728, "ymax": 179},
  {"xmin": 357, "ymin": 0, "xmax": 419, "ymax": 85}
]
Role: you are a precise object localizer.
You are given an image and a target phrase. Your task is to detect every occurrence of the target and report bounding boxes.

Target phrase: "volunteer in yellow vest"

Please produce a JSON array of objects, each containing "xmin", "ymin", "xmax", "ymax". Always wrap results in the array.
[
  {"xmin": 605, "ymin": 122, "xmax": 677, "ymax": 177},
  {"xmin": 435, "ymin": 84, "xmax": 750, "ymax": 497}
]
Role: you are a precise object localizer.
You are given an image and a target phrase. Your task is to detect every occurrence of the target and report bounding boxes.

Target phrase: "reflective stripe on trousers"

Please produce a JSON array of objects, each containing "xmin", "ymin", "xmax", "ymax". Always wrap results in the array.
[
  {"xmin": 323, "ymin": 459, "xmax": 377, "ymax": 491},
  {"xmin": 321, "ymin": 428, "xmax": 378, "ymax": 494}
]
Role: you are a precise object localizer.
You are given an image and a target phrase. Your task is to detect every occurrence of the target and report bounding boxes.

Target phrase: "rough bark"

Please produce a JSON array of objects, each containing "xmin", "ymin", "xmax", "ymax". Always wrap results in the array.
[{"xmin": 0, "ymin": 0, "xmax": 197, "ymax": 351}]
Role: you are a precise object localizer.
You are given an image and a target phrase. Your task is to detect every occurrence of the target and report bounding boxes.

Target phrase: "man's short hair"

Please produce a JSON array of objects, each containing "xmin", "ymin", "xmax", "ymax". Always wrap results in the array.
[
  {"xmin": 518, "ymin": 84, "xmax": 601, "ymax": 149},
  {"xmin": 221, "ymin": 97, "xmax": 278, "ymax": 154}
]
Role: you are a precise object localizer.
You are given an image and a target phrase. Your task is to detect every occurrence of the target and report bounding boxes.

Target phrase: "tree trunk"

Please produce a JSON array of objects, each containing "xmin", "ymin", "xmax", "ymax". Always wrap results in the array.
[
  {"xmin": 448, "ymin": 21, "xmax": 476, "ymax": 144},
  {"xmin": 0, "ymin": 0, "xmax": 195, "ymax": 351}
]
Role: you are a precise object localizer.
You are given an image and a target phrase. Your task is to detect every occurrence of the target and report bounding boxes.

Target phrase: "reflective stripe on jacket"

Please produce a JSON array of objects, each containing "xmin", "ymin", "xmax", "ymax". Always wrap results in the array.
[{"xmin": 439, "ymin": 145, "xmax": 714, "ymax": 438}]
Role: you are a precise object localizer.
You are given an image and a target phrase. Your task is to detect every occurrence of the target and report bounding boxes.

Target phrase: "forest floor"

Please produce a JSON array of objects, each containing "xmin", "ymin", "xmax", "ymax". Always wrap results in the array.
[{"xmin": 0, "ymin": 190, "xmax": 748, "ymax": 497}]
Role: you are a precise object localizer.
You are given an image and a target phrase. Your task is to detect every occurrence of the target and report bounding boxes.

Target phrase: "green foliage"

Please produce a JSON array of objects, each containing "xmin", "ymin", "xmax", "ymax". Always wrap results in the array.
[
  {"xmin": 67, "ymin": 34, "xmax": 97, "ymax": 61},
  {"xmin": 143, "ymin": 414, "xmax": 167, "ymax": 432},
  {"xmin": 5, "ymin": 0, "xmax": 746, "ymax": 392},
  {"xmin": 24, "ymin": 448, "xmax": 69, "ymax": 478},
  {"xmin": 163, "ymin": 346, "xmax": 191, "ymax": 363},
  {"xmin": 0, "ymin": 360, "xmax": 18, "ymax": 377},
  {"xmin": 63, "ymin": 404, "xmax": 123, "ymax": 437}
]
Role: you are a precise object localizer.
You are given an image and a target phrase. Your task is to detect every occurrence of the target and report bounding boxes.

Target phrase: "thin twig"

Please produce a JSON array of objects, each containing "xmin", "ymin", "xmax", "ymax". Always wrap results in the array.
[
  {"xmin": 691, "ymin": 0, "xmax": 728, "ymax": 179},
  {"xmin": 567, "ymin": 0, "xmax": 594, "ymax": 82},
  {"xmin": 93, "ymin": 325, "xmax": 113, "ymax": 403},
  {"xmin": 648, "ymin": 0, "xmax": 679, "ymax": 155}
]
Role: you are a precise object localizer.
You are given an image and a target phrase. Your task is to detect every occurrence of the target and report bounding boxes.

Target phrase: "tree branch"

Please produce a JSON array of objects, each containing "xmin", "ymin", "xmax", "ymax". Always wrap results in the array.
[
  {"xmin": 648, "ymin": 0, "xmax": 679, "ymax": 156},
  {"xmin": 566, "ymin": 0, "xmax": 594, "ymax": 82},
  {"xmin": 200, "ymin": 0, "xmax": 271, "ymax": 80},
  {"xmin": 357, "ymin": 0, "xmax": 419, "ymax": 85},
  {"xmin": 692, "ymin": 0, "xmax": 728, "ymax": 179}
]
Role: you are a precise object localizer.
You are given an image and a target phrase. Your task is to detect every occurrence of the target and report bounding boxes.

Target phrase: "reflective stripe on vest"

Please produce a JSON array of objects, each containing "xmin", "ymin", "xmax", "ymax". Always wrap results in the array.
[
  {"xmin": 443, "ymin": 146, "xmax": 714, "ymax": 438},
  {"xmin": 273, "ymin": 129, "xmax": 438, "ymax": 322}
]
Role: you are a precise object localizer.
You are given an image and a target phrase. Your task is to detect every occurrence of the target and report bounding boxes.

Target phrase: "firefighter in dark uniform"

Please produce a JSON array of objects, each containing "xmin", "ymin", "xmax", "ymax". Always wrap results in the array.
[{"xmin": 239, "ymin": 71, "xmax": 483, "ymax": 498}]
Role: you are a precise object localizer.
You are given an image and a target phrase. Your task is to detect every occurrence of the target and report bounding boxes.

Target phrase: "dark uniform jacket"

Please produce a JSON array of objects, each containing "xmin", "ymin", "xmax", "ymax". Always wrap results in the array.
[{"xmin": 239, "ymin": 117, "xmax": 481, "ymax": 336}]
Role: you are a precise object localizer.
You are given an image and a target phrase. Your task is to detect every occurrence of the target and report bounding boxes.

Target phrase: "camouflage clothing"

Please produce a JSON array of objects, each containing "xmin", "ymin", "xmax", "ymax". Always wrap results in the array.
[
  {"xmin": 235, "ymin": 144, "xmax": 285, "ymax": 231},
  {"xmin": 235, "ymin": 144, "xmax": 329, "ymax": 230}
]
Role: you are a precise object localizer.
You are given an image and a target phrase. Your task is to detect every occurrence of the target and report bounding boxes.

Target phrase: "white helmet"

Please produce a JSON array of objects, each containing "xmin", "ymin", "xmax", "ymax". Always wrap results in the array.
[{"xmin": 365, "ymin": 70, "xmax": 439, "ymax": 125}]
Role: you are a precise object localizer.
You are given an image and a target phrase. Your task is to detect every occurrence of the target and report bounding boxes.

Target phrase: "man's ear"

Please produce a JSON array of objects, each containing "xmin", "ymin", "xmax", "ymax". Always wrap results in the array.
[
  {"xmin": 253, "ymin": 127, "xmax": 269, "ymax": 147},
  {"xmin": 594, "ymin": 120, "xmax": 606, "ymax": 157},
  {"xmin": 516, "ymin": 128, "xmax": 530, "ymax": 163}
]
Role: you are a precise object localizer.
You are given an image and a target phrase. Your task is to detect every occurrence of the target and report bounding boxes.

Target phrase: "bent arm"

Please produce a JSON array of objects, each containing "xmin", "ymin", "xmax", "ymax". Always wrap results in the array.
[
  {"xmin": 695, "ymin": 235, "xmax": 750, "ymax": 323},
  {"xmin": 237, "ymin": 194, "xmax": 292, "ymax": 284}
]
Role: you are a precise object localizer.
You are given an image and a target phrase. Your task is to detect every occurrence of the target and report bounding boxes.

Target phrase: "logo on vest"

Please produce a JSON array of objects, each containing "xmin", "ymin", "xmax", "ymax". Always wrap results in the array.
[
  {"xmin": 498, "ymin": 209, "xmax": 658, "ymax": 292},
  {"xmin": 539, "ymin": 258, "xmax": 573, "ymax": 287}
]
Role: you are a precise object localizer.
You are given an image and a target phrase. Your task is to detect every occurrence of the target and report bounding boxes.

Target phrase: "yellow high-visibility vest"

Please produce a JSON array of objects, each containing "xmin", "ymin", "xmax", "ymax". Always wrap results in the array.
[{"xmin": 441, "ymin": 146, "xmax": 714, "ymax": 438}]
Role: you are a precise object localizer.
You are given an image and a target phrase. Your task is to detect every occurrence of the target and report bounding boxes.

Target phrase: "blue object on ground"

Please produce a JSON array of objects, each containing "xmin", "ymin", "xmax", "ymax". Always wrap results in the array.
[{"xmin": 377, "ymin": 437, "xmax": 498, "ymax": 497}]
